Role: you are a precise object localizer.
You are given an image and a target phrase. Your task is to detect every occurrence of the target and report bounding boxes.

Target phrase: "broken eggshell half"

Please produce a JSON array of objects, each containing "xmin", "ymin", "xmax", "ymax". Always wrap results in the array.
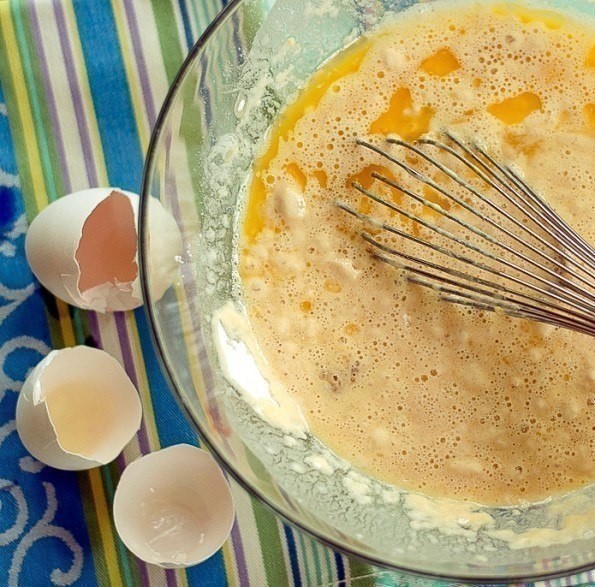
[
  {"xmin": 25, "ymin": 188, "xmax": 183, "ymax": 312},
  {"xmin": 16, "ymin": 346, "xmax": 142, "ymax": 470},
  {"xmin": 113, "ymin": 444, "xmax": 235, "ymax": 568}
]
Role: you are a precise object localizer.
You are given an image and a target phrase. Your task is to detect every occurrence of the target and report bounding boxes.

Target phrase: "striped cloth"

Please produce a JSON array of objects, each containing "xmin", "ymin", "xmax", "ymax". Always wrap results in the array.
[{"xmin": 0, "ymin": 0, "xmax": 591, "ymax": 585}]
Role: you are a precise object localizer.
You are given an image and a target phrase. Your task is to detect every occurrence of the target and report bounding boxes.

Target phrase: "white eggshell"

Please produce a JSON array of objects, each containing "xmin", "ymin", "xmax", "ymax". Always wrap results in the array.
[
  {"xmin": 144, "ymin": 196, "xmax": 185, "ymax": 304},
  {"xmin": 113, "ymin": 444, "xmax": 235, "ymax": 568},
  {"xmin": 16, "ymin": 346, "xmax": 142, "ymax": 470},
  {"xmin": 25, "ymin": 188, "xmax": 182, "ymax": 312}
]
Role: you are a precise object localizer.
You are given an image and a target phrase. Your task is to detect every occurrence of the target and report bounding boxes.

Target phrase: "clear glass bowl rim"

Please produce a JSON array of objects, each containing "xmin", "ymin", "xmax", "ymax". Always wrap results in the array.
[{"xmin": 139, "ymin": 0, "xmax": 595, "ymax": 582}]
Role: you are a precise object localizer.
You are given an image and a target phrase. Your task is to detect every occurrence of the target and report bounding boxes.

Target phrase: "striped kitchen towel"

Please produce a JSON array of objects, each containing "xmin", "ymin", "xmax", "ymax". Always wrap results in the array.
[{"xmin": 0, "ymin": 0, "xmax": 592, "ymax": 586}]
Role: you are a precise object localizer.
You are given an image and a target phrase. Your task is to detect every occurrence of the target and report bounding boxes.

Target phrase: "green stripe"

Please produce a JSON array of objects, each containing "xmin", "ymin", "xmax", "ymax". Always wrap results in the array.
[
  {"xmin": 349, "ymin": 556, "xmax": 376, "ymax": 586},
  {"xmin": 46, "ymin": 302, "xmax": 67, "ymax": 351},
  {"xmin": 0, "ymin": 4, "xmax": 67, "ymax": 351},
  {"xmin": 324, "ymin": 545, "xmax": 335, "ymax": 585},
  {"xmin": 186, "ymin": 0, "xmax": 216, "ymax": 35},
  {"xmin": 150, "ymin": 0, "xmax": 185, "ymax": 83},
  {"xmin": 78, "ymin": 473, "xmax": 110, "ymax": 584},
  {"xmin": 71, "ymin": 308, "xmax": 93, "ymax": 347},
  {"xmin": 252, "ymin": 499, "xmax": 290, "ymax": 586},
  {"xmin": 0, "ymin": 8, "xmax": 38, "ymax": 220},
  {"xmin": 240, "ymin": 0, "xmax": 266, "ymax": 46},
  {"xmin": 11, "ymin": 0, "xmax": 64, "ymax": 202},
  {"xmin": 310, "ymin": 539, "xmax": 324, "ymax": 586},
  {"xmin": 298, "ymin": 533, "xmax": 312, "ymax": 586},
  {"xmin": 22, "ymin": 0, "xmax": 85, "ymax": 347},
  {"xmin": 102, "ymin": 462, "xmax": 140, "ymax": 586}
]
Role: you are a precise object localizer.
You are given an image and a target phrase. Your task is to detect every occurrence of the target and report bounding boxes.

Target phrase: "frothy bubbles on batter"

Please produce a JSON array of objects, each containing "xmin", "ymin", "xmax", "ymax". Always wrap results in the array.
[
  {"xmin": 212, "ymin": 299, "xmax": 595, "ymax": 555},
  {"xmin": 201, "ymin": 0, "xmax": 595, "ymax": 565},
  {"xmin": 239, "ymin": 0, "xmax": 595, "ymax": 505}
]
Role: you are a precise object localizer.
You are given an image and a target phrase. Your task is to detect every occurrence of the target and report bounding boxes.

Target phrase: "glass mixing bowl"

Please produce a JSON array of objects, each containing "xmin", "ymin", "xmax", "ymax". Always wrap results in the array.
[{"xmin": 139, "ymin": 0, "xmax": 595, "ymax": 582}]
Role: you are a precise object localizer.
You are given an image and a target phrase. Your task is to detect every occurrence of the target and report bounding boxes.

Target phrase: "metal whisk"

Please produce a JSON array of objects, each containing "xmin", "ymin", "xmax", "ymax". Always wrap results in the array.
[{"xmin": 337, "ymin": 131, "xmax": 595, "ymax": 337}]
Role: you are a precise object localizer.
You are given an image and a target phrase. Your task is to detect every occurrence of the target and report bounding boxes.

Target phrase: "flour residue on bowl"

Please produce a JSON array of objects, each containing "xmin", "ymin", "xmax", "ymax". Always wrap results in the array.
[
  {"xmin": 213, "ymin": 302, "xmax": 308, "ymax": 437},
  {"xmin": 237, "ymin": 0, "xmax": 595, "ymax": 506}
]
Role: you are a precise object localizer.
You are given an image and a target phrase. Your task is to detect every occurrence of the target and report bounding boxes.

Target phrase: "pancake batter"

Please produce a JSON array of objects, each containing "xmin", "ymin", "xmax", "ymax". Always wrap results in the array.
[{"xmin": 238, "ymin": 1, "xmax": 595, "ymax": 505}]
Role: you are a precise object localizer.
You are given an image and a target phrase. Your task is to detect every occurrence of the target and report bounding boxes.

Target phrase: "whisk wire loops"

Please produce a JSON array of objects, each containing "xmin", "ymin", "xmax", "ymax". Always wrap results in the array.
[{"xmin": 338, "ymin": 132, "xmax": 595, "ymax": 336}]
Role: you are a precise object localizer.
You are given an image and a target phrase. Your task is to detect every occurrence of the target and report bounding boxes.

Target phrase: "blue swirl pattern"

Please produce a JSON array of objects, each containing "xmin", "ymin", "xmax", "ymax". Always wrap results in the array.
[{"xmin": 0, "ymin": 83, "xmax": 94, "ymax": 586}]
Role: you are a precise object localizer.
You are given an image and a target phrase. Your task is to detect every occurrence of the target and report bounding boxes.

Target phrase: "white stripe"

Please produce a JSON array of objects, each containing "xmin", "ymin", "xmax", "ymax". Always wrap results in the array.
[
  {"xmin": 183, "ymin": 0, "xmax": 200, "ymax": 41},
  {"xmin": 34, "ymin": 3, "xmax": 90, "ymax": 191},
  {"xmin": 108, "ymin": 0, "xmax": 150, "ymax": 151},
  {"xmin": 228, "ymin": 477, "xmax": 268, "ymax": 585},
  {"xmin": 94, "ymin": 313, "xmax": 144, "ymax": 465},
  {"xmin": 0, "ymin": 103, "xmax": 7, "ymax": 116},
  {"xmin": 342, "ymin": 553, "xmax": 351, "ymax": 585},
  {"xmin": 291, "ymin": 527, "xmax": 310, "ymax": 587},
  {"xmin": 296, "ymin": 534, "xmax": 317, "ymax": 586},
  {"xmin": 171, "ymin": 0, "xmax": 191, "ymax": 53},
  {"xmin": 127, "ymin": 0, "xmax": 172, "ymax": 128},
  {"xmin": 62, "ymin": 0, "xmax": 110, "ymax": 186}
]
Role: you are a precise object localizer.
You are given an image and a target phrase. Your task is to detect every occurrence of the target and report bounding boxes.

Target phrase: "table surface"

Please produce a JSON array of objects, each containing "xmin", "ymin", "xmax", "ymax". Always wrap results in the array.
[{"xmin": 0, "ymin": 0, "xmax": 592, "ymax": 586}]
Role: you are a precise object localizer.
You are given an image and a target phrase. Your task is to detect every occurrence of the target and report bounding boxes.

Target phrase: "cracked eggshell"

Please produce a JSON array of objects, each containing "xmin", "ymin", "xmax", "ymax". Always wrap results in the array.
[
  {"xmin": 113, "ymin": 444, "xmax": 235, "ymax": 568},
  {"xmin": 16, "ymin": 346, "xmax": 142, "ymax": 470},
  {"xmin": 25, "ymin": 188, "xmax": 182, "ymax": 312}
]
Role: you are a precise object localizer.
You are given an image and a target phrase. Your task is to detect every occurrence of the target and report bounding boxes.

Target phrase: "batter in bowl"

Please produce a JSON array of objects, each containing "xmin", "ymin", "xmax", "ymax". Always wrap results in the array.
[{"xmin": 238, "ymin": 0, "xmax": 595, "ymax": 505}]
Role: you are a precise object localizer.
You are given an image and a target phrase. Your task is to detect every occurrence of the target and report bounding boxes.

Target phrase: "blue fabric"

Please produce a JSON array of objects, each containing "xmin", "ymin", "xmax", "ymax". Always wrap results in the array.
[
  {"xmin": 0, "ymin": 82, "xmax": 95, "ymax": 587},
  {"xmin": 72, "ymin": 0, "xmax": 144, "ymax": 191}
]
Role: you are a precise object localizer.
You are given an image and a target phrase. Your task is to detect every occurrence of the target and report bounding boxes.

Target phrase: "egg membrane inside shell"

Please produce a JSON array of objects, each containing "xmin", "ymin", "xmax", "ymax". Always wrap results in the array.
[
  {"xmin": 16, "ymin": 346, "xmax": 142, "ymax": 470},
  {"xmin": 75, "ymin": 191, "xmax": 138, "ymax": 300},
  {"xmin": 41, "ymin": 349, "xmax": 140, "ymax": 463},
  {"xmin": 25, "ymin": 187, "xmax": 183, "ymax": 312},
  {"xmin": 113, "ymin": 445, "xmax": 235, "ymax": 568}
]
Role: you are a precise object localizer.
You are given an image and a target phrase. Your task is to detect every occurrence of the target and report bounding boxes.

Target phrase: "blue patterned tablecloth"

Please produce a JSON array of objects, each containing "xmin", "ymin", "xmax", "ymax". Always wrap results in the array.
[{"xmin": 0, "ymin": 1, "xmax": 593, "ymax": 586}]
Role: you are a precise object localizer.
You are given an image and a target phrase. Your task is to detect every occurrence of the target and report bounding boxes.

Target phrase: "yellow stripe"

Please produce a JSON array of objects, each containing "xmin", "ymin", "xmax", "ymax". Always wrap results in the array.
[
  {"xmin": 3, "ymin": 8, "xmax": 77, "ymax": 351},
  {"xmin": 221, "ymin": 541, "xmax": 239, "ymax": 587},
  {"xmin": 3, "ymin": 7, "xmax": 123, "ymax": 582},
  {"xmin": 172, "ymin": 284, "xmax": 238, "ymax": 586},
  {"xmin": 176, "ymin": 570, "xmax": 189, "ymax": 587},
  {"xmin": 56, "ymin": 302, "xmax": 77, "ymax": 347},
  {"xmin": 173, "ymin": 284, "xmax": 218, "ymax": 427},
  {"xmin": 3, "ymin": 9, "xmax": 78, "ymax": 354},
  {"xmin": 109, "ymin": 0, "xmax": 150, "ymax": 151},
  {"xmin": 0, "ymin": 9, "xmax": 47, "ymax": 212},
  {"xmin": 49, "ymin": 9, "xmax": 156, "ymax": 572},
  {"xmin": 125, "ymin": 313, "xmax": 162, "ymax": 450},
  {"xmin": 88, "ymin": 469, "xmax": 124, "ymax": 587},
  {"xmin": 62, "ymin": 0, "xmax": 109, "ymax": 184}
]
